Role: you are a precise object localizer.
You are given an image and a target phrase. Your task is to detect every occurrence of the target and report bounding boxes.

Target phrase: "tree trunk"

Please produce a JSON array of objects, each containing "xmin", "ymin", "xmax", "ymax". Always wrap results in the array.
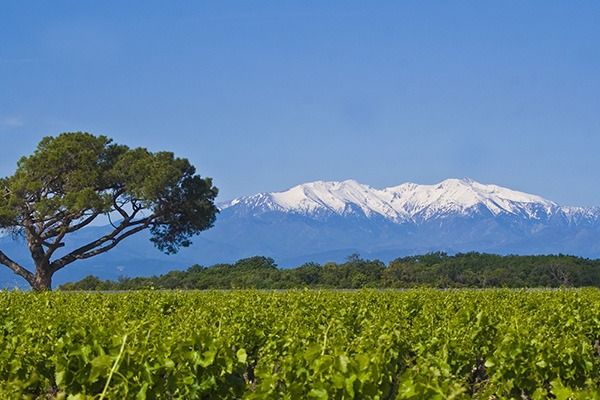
[{"xmin": 32, "ymin": 266, "xmax": 53, "ymax": 291}]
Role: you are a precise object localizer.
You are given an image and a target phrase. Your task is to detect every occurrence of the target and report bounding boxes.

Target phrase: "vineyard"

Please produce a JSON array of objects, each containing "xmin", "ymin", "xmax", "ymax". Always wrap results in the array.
[{"xmin": 1, "ymin": 289, "xmax": 600, "ymax": 399}]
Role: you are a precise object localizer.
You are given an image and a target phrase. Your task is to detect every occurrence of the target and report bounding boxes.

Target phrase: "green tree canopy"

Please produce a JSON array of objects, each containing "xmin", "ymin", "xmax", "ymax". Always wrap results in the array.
[{"xmin": 0, "ymin": 132, "xmax": 218, "ymax": 290}]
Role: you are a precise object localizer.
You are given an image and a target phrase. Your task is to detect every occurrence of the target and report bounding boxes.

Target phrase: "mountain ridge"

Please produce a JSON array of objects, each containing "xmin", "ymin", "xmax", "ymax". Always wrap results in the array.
[{"xmin": 220, "ymin": 178, "xmax": 592, "ymax": 223}]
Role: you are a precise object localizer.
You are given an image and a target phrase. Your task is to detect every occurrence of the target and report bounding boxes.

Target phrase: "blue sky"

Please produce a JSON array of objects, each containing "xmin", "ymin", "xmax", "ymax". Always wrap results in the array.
[{"xmin": 1, "ymin": 1, "xmax": 599, "ymax": 205}]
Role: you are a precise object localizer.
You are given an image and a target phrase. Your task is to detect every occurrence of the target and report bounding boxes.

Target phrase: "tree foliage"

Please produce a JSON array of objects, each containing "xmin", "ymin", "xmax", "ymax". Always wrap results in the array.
[
  {"xmin": 0, "ymin": 132, "xmax": 218, "ymax": 290},
  {"xmin": 61, "ymin": 252, "xmax": 600, "ymax": 291}
]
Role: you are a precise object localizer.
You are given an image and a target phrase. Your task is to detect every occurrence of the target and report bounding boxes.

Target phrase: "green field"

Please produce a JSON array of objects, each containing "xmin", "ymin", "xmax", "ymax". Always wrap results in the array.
[{"xmin": 2, "ymin": 290, "xmax": 600, "ymax": 399}]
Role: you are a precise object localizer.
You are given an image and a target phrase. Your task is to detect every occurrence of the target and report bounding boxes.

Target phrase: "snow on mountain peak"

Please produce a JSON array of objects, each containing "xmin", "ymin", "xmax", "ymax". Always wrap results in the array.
[
  {"xmin": 221, "ymin": 178, "xmax": 560, "ymax": 222},
  {"xmin": 269, "ymin": 179, "xmax": 397, "ymax": 218},
  {"xmin": 384, "ymin": 178, "xmax": 556, "ymax": 218}
]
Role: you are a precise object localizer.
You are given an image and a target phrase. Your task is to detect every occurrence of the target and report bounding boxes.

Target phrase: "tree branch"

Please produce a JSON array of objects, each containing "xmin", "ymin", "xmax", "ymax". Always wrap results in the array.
[
  {"xmin": 50, "ymin": 217, "xmax": 153, "ymax": 272},
  {"xmin": 42, "ymin": 211, "xmax": 101, "ymax": 241},
  {"xmin": 22, "ymin": 214, "xmax": 46, "ymax": 268},
  {"xmin": 0, "ymin": 250, "xmax": 34, "ymax": 283},
  {"xmin": 113, "ymin": 195, "xmax": 135, "ymax": 220},
  {"xmin": 61, "ymin": 224, "xmax": 150, "ymax": 264}
]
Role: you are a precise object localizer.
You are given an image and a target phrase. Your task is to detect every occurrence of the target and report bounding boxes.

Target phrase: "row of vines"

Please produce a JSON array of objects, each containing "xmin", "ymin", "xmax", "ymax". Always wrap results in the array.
[{"xmin": 1, "ymin": 289, "xmax": 600, "ymax": 399}]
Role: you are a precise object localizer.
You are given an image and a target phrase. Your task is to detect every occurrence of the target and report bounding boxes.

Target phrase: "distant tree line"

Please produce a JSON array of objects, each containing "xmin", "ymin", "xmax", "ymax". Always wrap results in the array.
[{"xmin": 58, "ymin": 252, "xmax": 600, "ymax": 290}]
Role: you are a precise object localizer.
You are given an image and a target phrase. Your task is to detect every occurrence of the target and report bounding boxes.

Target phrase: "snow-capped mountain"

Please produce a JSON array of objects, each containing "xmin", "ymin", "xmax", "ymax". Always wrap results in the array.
[
  {"xmin": 220, "ymin": 178, "xmax": 575, "ymax": 222},
  {"xmin": 211, "ymin": 178, "xmax": 600, "ymax": 265}
]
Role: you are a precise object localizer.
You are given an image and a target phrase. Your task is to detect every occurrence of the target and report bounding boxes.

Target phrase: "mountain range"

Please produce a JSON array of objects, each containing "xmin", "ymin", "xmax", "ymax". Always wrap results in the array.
[{"xmin": 2, "ymin": 178, "xmax": 600, "ymax": 288}]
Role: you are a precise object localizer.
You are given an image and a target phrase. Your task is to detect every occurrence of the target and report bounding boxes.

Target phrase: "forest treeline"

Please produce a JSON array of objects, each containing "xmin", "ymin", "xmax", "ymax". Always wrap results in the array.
[{"xmin": 59, "ymin": 252, "xmax": 600, "ymax": 290}]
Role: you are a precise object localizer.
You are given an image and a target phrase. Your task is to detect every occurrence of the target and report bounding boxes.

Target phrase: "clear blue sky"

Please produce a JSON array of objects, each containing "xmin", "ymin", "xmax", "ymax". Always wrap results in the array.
[{"xmin": 1, "ymin": 1, "xmax": 599, "ymax": 205}]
